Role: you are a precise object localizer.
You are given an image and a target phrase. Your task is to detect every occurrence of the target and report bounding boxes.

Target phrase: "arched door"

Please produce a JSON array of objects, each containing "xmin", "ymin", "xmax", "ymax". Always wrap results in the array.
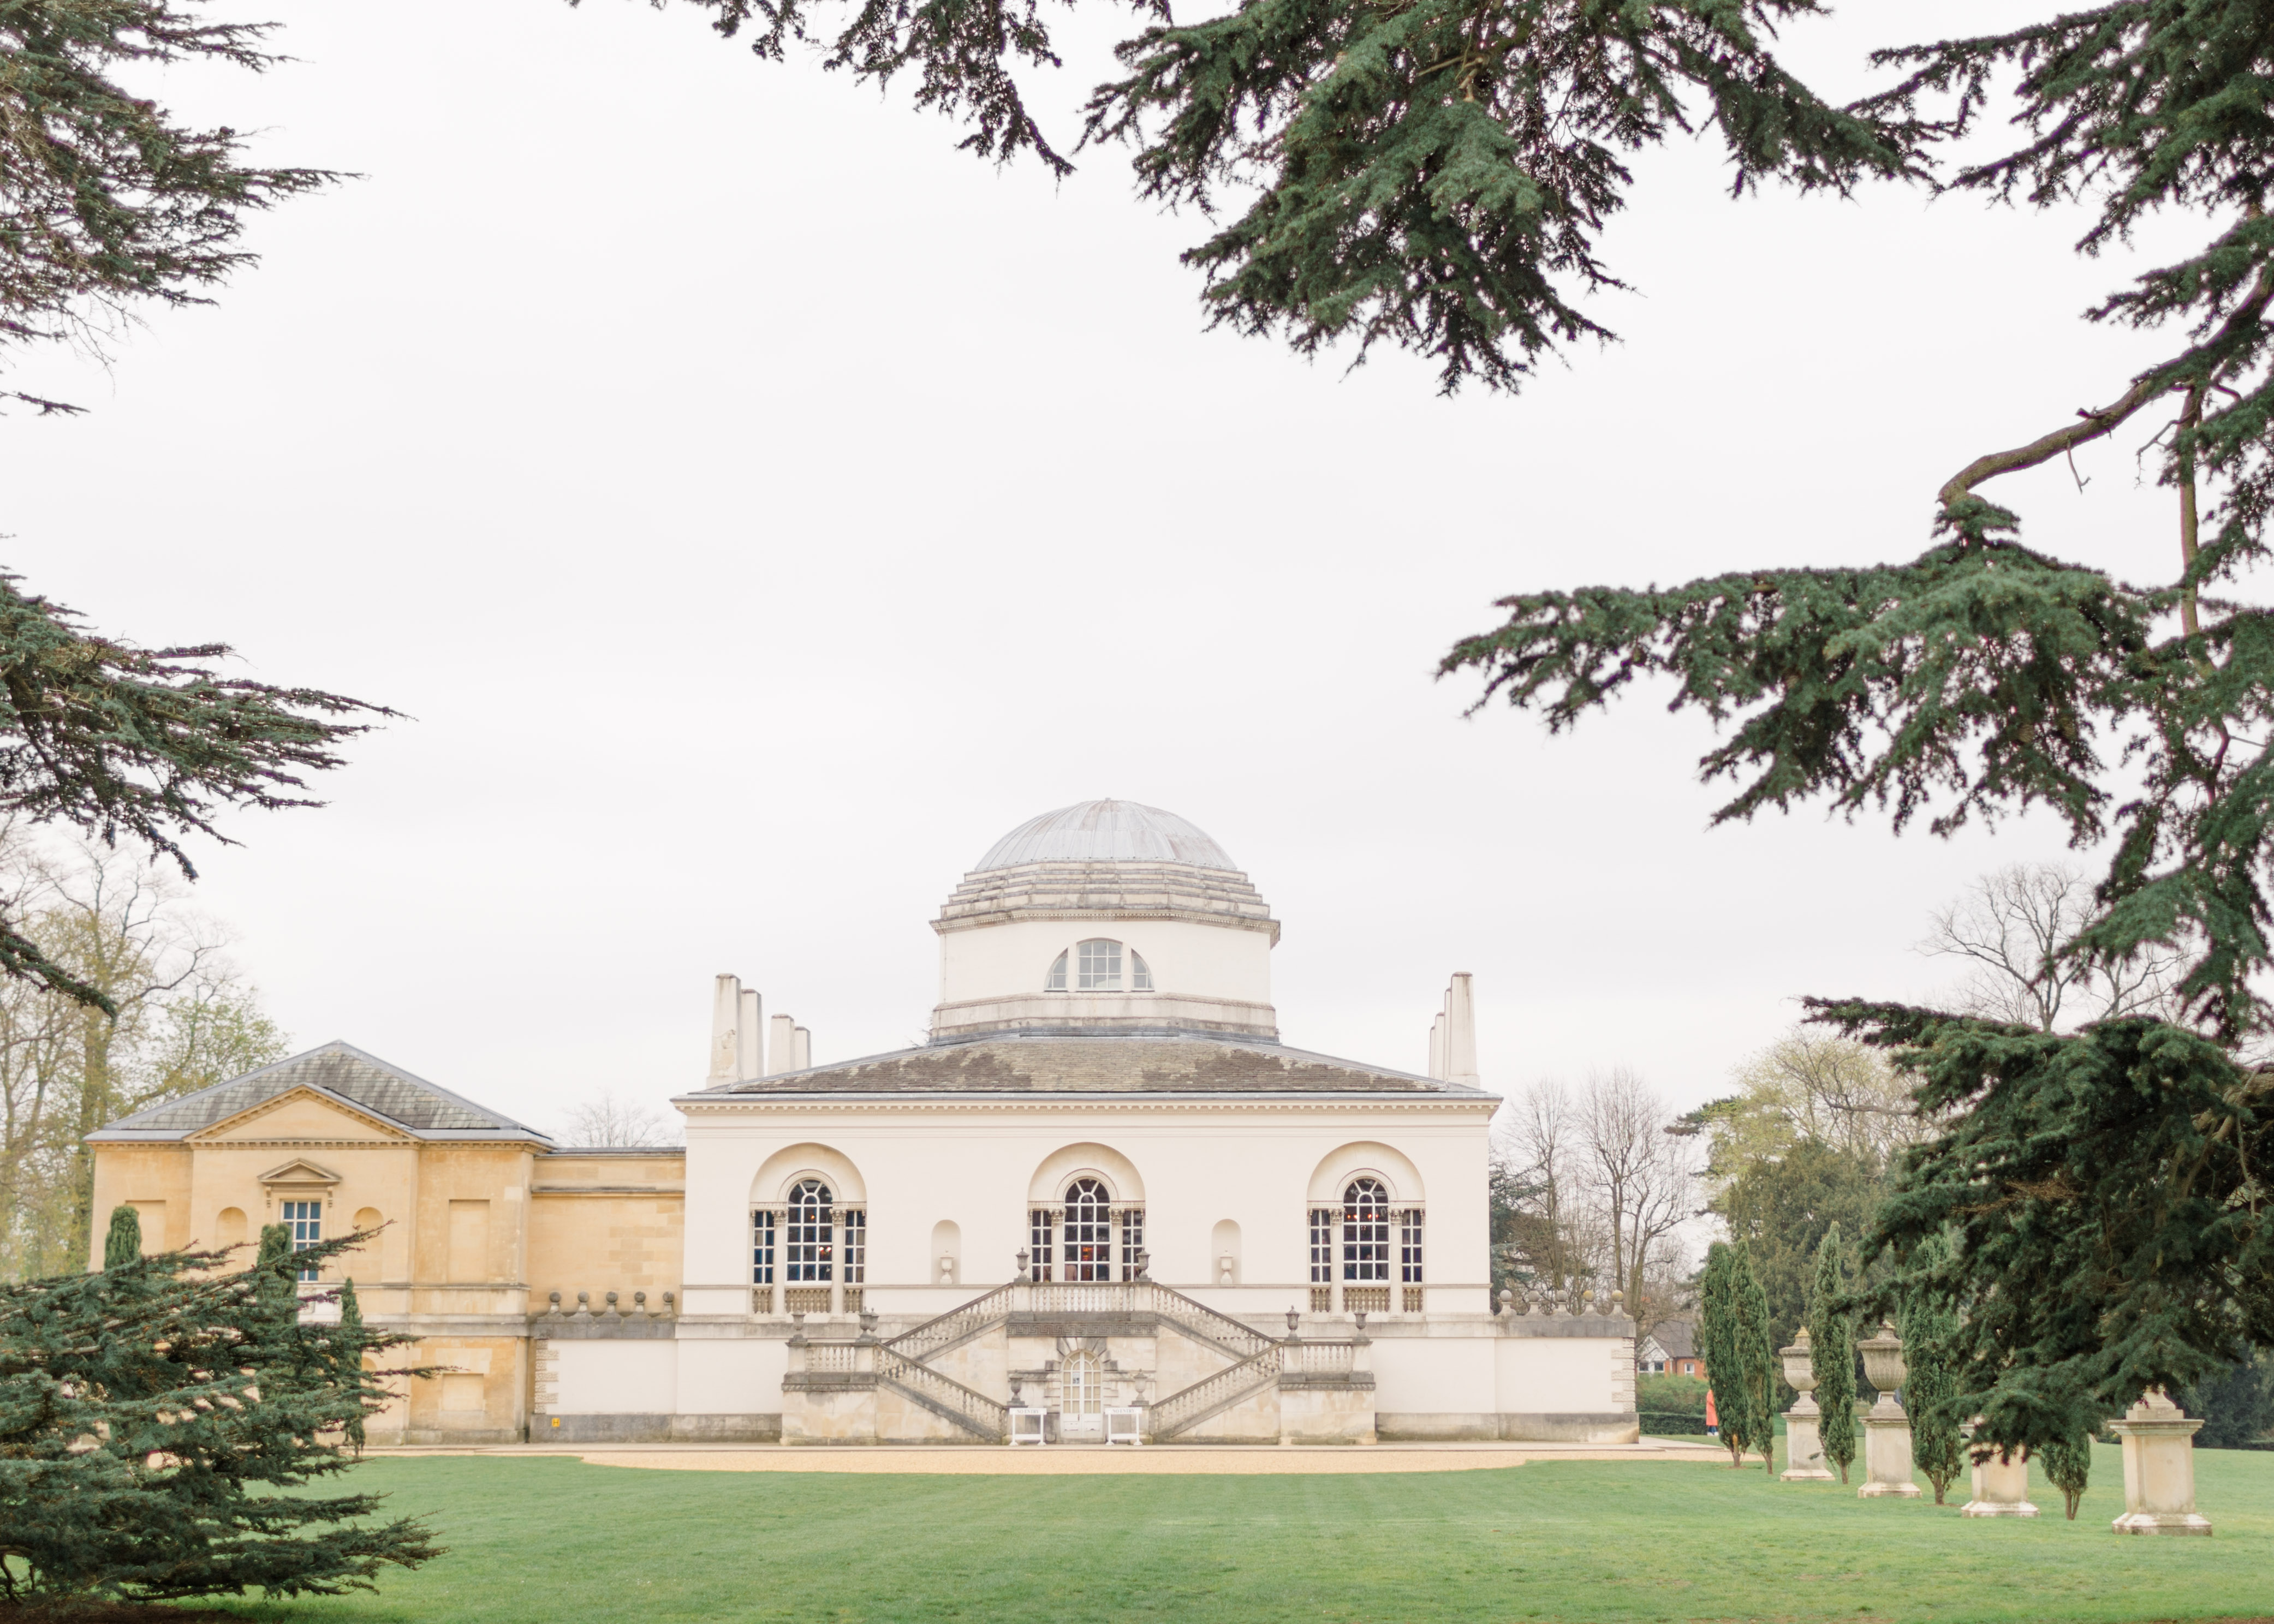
[{"xmin": 1060, "ymin": 1350, "xmax": 1105, "ymax": 1440}]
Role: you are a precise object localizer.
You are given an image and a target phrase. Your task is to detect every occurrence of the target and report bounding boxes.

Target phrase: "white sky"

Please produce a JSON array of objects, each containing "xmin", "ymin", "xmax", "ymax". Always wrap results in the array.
[{"xmin": 0, "ymin": 1, "xmax": 2213, "ymax": 1137}]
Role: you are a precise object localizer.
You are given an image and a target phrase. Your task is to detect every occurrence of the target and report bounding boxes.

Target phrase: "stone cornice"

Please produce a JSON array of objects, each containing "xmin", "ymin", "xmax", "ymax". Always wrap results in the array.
[{"xmin": 677, "ymin": 1094, "xmax": 1493, "ymax": 1116}]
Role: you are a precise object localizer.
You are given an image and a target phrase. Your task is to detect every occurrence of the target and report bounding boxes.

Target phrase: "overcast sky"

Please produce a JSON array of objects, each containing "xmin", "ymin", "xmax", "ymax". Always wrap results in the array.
[{"xmin": 0, "ymin": 1, "xmax": 2214, "ymax": 1137}]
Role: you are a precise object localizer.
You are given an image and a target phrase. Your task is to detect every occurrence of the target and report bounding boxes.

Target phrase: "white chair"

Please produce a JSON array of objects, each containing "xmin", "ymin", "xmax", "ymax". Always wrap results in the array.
[
  {"xmin": 1008, "ymin": 1407, "xmax": 1050, "ymax": 1446},
  {"xmin": 1105, "ymin": 1406, "xmax": 1144, "ymax": 1446}
]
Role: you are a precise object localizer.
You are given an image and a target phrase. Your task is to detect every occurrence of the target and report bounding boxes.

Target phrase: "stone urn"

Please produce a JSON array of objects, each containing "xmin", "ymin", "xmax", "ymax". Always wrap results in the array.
[
  {"xmin": 1855, "ymin": 1322, "xmax": 1920, "ymax": 1499},
  {"xmin": 2110, "ymin": 1389, "xmax": 2213, "ymax": 1535},
  {"xmin": 1778, "ymin": 1326, "xmax": 1833, "ymax": 1482}
]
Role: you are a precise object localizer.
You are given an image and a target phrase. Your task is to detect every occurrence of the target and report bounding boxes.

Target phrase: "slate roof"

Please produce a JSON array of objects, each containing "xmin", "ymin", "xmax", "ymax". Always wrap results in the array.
[
  {"xmin": 88, "ymin": 1041, "xmax": 553, "ymax": 1144},
  {"xmin": 1647, "ymin": 1318, "xmax": 1697, "ymax": 1360},
  {"xmin": 687, "ymin": 1032, "xmax": 1495, "ymax": 1100}
]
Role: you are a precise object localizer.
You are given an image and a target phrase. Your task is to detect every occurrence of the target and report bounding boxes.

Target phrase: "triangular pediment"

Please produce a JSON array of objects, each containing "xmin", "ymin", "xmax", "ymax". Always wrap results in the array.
[
  {"xmin": 189, "ymin": 1086, "xmax": 413, "ymax": 1145},
  {"xmin": 257, "ymin": 1156, "xmax": 343, "ymax": 1186}
]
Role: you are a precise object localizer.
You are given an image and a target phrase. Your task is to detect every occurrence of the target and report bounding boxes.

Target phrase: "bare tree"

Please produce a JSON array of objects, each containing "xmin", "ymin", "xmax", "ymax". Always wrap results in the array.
[
  {"xmin": 1497, "ymin": 1079, "xmax": 1579, "ymax": 1292},
  {"xmin": 1575, "ymin": 1067, "xmax": 1696, "ymax": 1336},
  {"xmin": 1923, "ymin": 862, "xmax": 2183, "ymax": 1032},
  {"xmin": 1712, "ymin": 1030, "xmax": 1928, "ymax": 1171},
  {"xmin": 0, "ymin": 833, "xmax": 285, "ymax": 1277},
  {"xmin": 560, "ymin": 1090, "xmax": 678, "ymax": 1148}
]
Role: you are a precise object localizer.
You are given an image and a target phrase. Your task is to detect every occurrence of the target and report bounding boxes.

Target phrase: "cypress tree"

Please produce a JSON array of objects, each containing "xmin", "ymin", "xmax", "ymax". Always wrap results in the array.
[
  {"xmin": 0, "ymin": 1205, "xmax": 439, "ymax": 1603},
  {"xmin": 1733, "ymin": 1243, "xmax": 1777, "ymax": 1474},
  {"xmin": 1809, "ymin": 1224, "xmax": 1859, "ymax": 1485},
  {"xmin": 1698, "ymin": 1243, "xmax": 1745, "ymax": 1468},
  {"xmin": 2039, "ymin": 1421, "xmax": 2093, "ymax": 1521},
  {"xmin": 1901, "ymin": 1234, "xmax": 1964, "ymax": 1504},
  {"xmin": 102, "ymin": 1203, "xmax": 141, "ymax": 1269}
]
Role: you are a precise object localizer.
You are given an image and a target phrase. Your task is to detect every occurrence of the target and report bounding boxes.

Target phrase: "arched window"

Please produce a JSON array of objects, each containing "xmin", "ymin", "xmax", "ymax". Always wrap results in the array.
[
  {"xmin": 1063, "ymin": 1178, "xmax": 1113, "ymax": 1281},
  {"xmin": 1046, "ymin": 941, "xmax": 1153, "ymax": 992},
  {"xmin": 1342, "ymin": 1178, "xmax": 1390, "ymax": 1283},
  {"xmin": 785, "ymin": 1179, "xmax": 834, "ymax": 1282}
]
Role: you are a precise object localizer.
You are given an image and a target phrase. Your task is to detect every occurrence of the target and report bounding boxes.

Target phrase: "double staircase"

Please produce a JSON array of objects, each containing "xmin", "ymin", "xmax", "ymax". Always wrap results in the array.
[{"xmin": 794, "ymin": 1280, "xmax": 1361, "ymax": 1443}]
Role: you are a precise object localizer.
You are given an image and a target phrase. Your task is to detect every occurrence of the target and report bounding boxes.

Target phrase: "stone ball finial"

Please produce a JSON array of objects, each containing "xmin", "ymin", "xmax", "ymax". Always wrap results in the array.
[
  {"xmin": 634, "ymin": 1291, "xmax": 648, "ymax": 1317},
  {"xmin": 1497, "ymin": 1288, "xmax": 1514, "ymax": 1315}
]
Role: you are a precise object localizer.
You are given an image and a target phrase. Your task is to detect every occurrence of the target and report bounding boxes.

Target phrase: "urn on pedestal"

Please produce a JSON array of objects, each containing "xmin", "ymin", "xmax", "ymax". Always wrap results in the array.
[
  {"xmin": 1778, "ymin": 1327, "xmax": 1834, "ymax": 1482},
  {"xmin": 1856, "ymin": 1321, "xmax": 1920, "ymax": 1499},
  {"xmin": 2109, "ymin": 1389, "xmax": 2213, "ymax": 1536}
]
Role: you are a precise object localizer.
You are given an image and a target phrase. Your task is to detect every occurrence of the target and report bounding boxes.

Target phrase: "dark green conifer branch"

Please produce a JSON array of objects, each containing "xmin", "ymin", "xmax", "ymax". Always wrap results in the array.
[
  {"xmin": 1811, "ymin": 998, "xmax": 2272, "ymax": 1459},
  {"xmin": 0, "ymin": 575, "xmax": 390, "ymax": 1013}
]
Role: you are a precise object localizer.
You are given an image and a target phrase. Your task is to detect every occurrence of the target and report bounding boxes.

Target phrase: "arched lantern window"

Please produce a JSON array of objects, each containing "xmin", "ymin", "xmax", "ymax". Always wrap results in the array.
[{"xmin": 1044, "ymin": 940, "xmax": 1152, "ymax": 992}]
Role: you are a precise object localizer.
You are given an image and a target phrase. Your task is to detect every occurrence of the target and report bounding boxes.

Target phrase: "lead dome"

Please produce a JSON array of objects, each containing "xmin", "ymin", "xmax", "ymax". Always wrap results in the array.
[{"xmin": 974, "ymin": 799, "xmax": 1238, "ymax": 873}]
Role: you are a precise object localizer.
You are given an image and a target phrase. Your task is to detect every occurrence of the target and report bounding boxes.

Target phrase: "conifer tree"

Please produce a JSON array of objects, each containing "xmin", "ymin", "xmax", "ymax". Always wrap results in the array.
[
  {"xmin": 2039, "ymin": 1423, "xmax": 2093, "ymax": 1521},
  {"xmin": 1733, "ymin": 1242, "xmax": 1776, "ymax": 1474},
  {"xmin": 1809, "ymin": 1224, "xmax": 1859, "ymax": 1485},
  {"xmin": 0, "ymin": 1207, "xmax": 438, "ymax": 1603},
  {"xmin": 103, "ymin": 1202, "xmax": 142, "ymax": 1269},
  {"xmin": 1698, "ymin": 1243, "xmax": 1744, "ymax": 1468},
  {"xmin": 1900, "ymin": 1234, "xmax": 1964, "ymax": 1504}
]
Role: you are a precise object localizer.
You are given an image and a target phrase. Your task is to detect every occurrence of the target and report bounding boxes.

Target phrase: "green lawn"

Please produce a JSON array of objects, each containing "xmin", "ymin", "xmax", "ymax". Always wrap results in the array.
[{"xmin": 202, "ymin": 1444, "xmax": 2274, "ymax": 1624}]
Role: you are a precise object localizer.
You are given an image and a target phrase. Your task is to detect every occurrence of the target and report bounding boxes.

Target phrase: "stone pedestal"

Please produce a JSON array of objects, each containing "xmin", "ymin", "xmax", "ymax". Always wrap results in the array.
[
  {"xmin": 1854, "ymin": 1323, "xmax": 1919, "ymax": 1499},
  {"xmin": 1782, "ymin": 1394, "xmax": 1835, "ymax": 1481},
  {"xmin": 2109, "ymin": 1390, "xmax": 2212, "ymax": 1536},
  {"xmin": 1962, "ymin": 1448, "xmax": 2039, "ymax": 1517},
  {"xmin": 1858, "ymin": 1399, "xmax": 1921, "ymax": 1498}
]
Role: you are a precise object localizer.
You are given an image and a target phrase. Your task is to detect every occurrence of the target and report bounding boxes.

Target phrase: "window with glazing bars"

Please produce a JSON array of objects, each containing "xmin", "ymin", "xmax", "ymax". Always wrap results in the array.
[
  {"xmin": 1076, "ymin": 939, "xmax": 1122, "ymax": 991},
  {"xmin": 1398, "ymin": 1208, "xmax": 1424, "ymax": 1283},
  {"xmin": 282, "ymin": 1199, "xmax": 322, "ymax": 1282},
  {"xmin": 1028, "ymin": 1208, "xmax": 1053, "ymax": 1281},
  {"xmin": 751, "ymin": 1208, "xmax": 776, "ymax": 1284},
  {"xmin": 1308, "ymin": 1208, "xmax": 1335, "ymax": 1283},
  {"xmin": 842, "ymin": 1209, "xmax": 866, "ymax": 1284},
  {"xmin": 1063, "ymin": 1179, "xmax": 1114, "ymax": 1281},
  {"xmin": 1118, "ymin": 1208, "xmax": 1145, "ymax": 1281},
  {"xmin": 1342, "ymin": 1178, "xmax": 1390, "ymax": 1282},
  {"xmin": 785, "ymin": 1179, "xmax": 834, "ymax": 1282}
]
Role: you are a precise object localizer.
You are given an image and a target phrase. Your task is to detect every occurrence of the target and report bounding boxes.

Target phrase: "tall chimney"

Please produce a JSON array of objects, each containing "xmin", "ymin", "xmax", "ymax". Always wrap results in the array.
[
  {"xmin": 709, "ymin": 975, "xmax": 741, "ymax": 1084},
  {"xmin": 1428, "ymin": 1012, "xmax": 1447, "ymax": 1080},
  {"xmin": 737, "ymin": 988, "xmax": 763, "ymax": 1082},
  {"xmin": 1443, "ymin": 972, "xmax": 1480, "ymax": 1089},
  {"xmin": 793, "ymin": 1026, "xmax": 812, "ymax": 1072},
  {"xmin": 769, "ymin": 1013, "xmax": 796, "ymax": 1077}
]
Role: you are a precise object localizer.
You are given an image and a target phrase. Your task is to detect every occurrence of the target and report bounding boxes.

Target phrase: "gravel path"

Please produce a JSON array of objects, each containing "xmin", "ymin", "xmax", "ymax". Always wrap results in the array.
[{"xmin": 376, "ymin": 1440, "xmax": 1731, "ymax": 1474}]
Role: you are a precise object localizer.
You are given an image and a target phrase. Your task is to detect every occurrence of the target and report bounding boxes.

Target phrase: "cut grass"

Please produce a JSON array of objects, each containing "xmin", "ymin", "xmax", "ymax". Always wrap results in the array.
[{"xmin": 189, "ymin": 1442, "xmax": 2272, "ymax": 1623}]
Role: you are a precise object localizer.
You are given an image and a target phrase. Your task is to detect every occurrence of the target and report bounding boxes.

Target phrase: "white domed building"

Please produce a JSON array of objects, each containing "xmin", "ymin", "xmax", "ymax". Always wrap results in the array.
[{"xmin": 86, "ymin": 799, "xmax": 1639, "ymax": 1447}]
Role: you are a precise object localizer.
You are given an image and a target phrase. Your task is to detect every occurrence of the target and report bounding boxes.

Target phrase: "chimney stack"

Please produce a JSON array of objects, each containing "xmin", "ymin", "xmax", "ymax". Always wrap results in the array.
[
  {"xmin": 769, "ymin": 1013, "xmax": 796, "ymax": 1077},
  {"xmin": 737, "ymin": 987, "xmax": 763, "ymax": 1082},
  {"xmin": 709, "ymin": 975, "xmax": 741, "ymax": 1084}
]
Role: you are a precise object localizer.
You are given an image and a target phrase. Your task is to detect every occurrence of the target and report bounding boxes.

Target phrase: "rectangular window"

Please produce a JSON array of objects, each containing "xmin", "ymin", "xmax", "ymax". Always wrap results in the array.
[
  {"xmin": 842, "ymin": 1209, "xmax": 866, "ymax": 1285},
  {"xmin": 281, "ymin": 1199, "xmax": 322, "ymax": 1282},
  {"xmin": 1118, "ymin": 1208, "xmax": 1145, "ymax": 1281},
  {"xmin": 1028, "ymin": 1209, "xmax": 1053, "ymax": 1281},
  {"xmin": 1399, "ymin": 1209, "xmax": 1425, "ymax": 1283},
  {"xmin": 1308, "ymin": 1208, "xmax": 1335, "ymax": 1285},
  {"xmin": 1077, "ymin": 939, "xmax": 1123, "ymax": 991},
  {"xmin": 751, "ymin": 1209, "xmax": 776, "ymax": 1285},
  {"xmin": 786, "ymin": 1207, "xmax": 832, "ymax": 1282},
  {"xmin": 1344, "ymin": 1203, "xmax": 1389, "ymax": 1283}
]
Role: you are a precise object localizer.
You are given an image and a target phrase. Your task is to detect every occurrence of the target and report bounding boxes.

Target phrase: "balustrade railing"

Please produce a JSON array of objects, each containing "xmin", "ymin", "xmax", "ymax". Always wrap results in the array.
[
  {"xmin": 883, "ymin": 1281, "xmax": 1019, "ymax": 1362},
  {"xmin": 804, "ymin": 1343, "xmax": 856, "ymax": 1374},
  {"xmin": 1287, "ymin": 1341, "xmax": 1356, "ymax": 1377},
  {"xmin": 876, "ymin": 1347, "xmax": 1008, "ymax": 1437},
  {"xmin": 1137, "ymin": 1281, "xmax": 1275, "ymax": 1358},
  {"xmin": 1146, "ymin": 1346, "xmax": 1281, "ymax": 1439}
]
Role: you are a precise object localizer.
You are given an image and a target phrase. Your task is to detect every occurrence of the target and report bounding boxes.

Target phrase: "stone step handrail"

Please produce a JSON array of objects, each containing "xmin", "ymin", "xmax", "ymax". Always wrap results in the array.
[
  {"xmin": 1147, "ymin": 1345, "xmax": 1283, "ymax": 1441},
  {"xmin": 1285, "ymin": 1340, "xmax": 1356, "ymax": 1377},
  {"xmin": 882, "ymin": 1281, "xmax": 1022, "ymax": 1363},
  {"xmin": 875, "ymin": 1346, "xmax": 1008, "ymax": 1440},
  {"xmin": 1135, "ymin": 1281, "xmax": 1276, "ymax": 1359}
]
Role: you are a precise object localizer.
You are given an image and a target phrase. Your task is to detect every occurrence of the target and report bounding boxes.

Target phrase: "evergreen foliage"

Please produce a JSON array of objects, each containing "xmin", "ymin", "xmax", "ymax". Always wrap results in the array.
[
  {"xmin": 1809, "ymin": 1223, "xmax": 1858, "ymax": 1484},
  {"xmin": 1820, "ymin": 1002, "xmax": 2270, "ymax": 1459},
  {"xmin": 0, "ymin": 0, "xmax": 332, "ymax": 411},
  {"xmin": 1900, "ymin": 1233, "xmax": 1964, "ymax": 1504},
  {"xmin": 656, "ymin": 0, "xmax": 1915, "ymax": 391},
  {"xmin": 102, "ymin": 1201, "xmax": 141, "ymax": 1269},
  {"xmin": 1732, "ymin": 1243, "xmax": 1776, "ymax": 1473},
  {"xmin": 0, "ymin": 1206, "xmax": 439, "ymax": 1602},
  {"xmin": 1700, "ymin": 1242, "xmax": 1774, "ymax": 1470},
  {"xmin": 1711, "ymin": 1137, "xmax": 1886, "ymax": 1360},
  {"xmin": 0, "ymin": 575, "xmax": 385, "ymax": 1014},
  {"xmin": 2181, "ymin": 1349, "xmax": 2274, "ymax": 1448},
  {"xmin": 2040, "ymin": 1424, "xmax": 2093, "ymax": 1520}
]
